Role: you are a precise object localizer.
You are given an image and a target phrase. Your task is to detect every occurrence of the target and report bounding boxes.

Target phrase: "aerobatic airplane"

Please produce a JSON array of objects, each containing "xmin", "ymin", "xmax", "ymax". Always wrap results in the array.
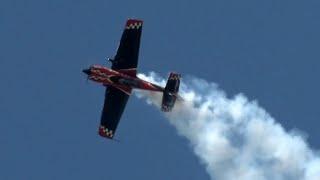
[{"xmin": 82, "ymin": 19, "xmax": 181, "ymax": 139}]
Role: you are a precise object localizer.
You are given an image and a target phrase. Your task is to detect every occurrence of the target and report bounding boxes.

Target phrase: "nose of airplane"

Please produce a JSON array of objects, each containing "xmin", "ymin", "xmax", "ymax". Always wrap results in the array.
[{"xmin": 82, "ymin": 68, "xmax": 91, "ymax": 75}]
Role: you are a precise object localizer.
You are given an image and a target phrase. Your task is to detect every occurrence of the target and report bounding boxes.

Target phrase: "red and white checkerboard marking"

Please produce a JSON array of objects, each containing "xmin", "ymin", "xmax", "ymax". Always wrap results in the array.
[
  {"xmin": 98, "ymin": 125, "xmax": 114, "ymax": 138},
  {"xmin": 126, "ymin": 19, "xmax": 143, "ymax": 30}
]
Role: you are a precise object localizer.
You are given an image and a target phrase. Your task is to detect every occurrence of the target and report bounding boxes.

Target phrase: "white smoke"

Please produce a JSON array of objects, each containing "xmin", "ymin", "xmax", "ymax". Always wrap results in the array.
[{"xmin": 135, "ymin": 72, "xmax": 320, "ymax": 180}]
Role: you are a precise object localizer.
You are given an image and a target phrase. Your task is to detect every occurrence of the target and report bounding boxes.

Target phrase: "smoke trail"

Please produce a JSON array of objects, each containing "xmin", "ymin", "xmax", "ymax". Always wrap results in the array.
[{"xmin": 135, "ymin": 72, "xmax": 320, "ymax": 180}]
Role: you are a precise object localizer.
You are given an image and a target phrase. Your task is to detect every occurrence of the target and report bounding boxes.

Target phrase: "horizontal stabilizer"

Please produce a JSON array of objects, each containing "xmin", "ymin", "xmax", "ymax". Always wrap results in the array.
[{"xmin": 161, "ymin": 72, "xmax": 181, "ymax": 112}]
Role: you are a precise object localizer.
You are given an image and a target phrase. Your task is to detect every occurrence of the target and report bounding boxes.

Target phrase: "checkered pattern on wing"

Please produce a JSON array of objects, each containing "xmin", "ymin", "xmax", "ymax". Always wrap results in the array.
[
  {"xmin": 125, "ymin": 19, "xmax": 143, "ymax": 29},
  {"xmin": 98, "ymin": 125, "xmax": 114, "ymax": 138}
]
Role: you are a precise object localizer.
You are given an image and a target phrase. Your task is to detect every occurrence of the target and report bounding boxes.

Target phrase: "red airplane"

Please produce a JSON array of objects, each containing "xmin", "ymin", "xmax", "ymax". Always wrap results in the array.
[{"xmin": 83, "ymin": 19, "xmax": 181, "ymax": 139}]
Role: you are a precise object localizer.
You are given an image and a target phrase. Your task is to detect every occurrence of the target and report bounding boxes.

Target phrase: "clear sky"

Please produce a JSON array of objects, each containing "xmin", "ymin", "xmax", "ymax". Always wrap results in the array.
[{"xmin": 1, "ymin": 0, "xmax": 320, "ymax": 179}]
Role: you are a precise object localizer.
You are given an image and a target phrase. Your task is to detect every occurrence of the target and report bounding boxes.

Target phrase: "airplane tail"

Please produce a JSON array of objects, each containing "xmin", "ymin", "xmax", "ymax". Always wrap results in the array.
[{"xmin": 161, "ymin": 72, "xmax": 181, "ymax": 112}]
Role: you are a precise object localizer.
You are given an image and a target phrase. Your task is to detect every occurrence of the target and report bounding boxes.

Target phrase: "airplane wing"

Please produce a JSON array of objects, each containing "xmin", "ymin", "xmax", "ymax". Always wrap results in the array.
[
  {"xmin": 98, "ymin": 86, "xmax": 131, "ymax": 139},
  {"xmin": 112, "ymin": 19, "xmax": 143, "ymax": 74}
]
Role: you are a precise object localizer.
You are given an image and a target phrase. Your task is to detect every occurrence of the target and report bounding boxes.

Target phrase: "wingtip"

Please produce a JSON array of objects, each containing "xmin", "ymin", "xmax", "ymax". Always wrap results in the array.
[
  {"xmin": 126, "ymin": 19, "xmax": 143, "ymax": 29},
  {"xmin": 98, "ymin": 125, "xmax": 114, "ymax": 139},
  {"xmin": 126, "ymin": 19, "xmax": 143, "ymax": 23}
]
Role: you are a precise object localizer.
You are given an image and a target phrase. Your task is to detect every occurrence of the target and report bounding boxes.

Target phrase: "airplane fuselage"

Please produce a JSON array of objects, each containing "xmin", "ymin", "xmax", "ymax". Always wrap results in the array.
[{"xmin": 83, "ymin": 65, "xmax": 163, "ymax": 94}]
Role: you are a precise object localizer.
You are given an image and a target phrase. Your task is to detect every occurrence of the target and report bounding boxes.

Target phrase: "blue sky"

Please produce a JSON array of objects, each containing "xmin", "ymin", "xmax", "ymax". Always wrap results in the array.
[{"xmin": 1, "ymin": 0, "xmax": 320, "ymax": 179}]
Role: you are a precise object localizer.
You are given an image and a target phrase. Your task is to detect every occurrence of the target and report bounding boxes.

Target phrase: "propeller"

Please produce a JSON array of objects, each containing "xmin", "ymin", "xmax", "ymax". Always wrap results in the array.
[
  {"xmin": 83, "ymin": 58, "xmax": 92, "ymax": 84},
  {"xmin": 82, "ymin": 68, "xmax": 91, "ymax": 84}
]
